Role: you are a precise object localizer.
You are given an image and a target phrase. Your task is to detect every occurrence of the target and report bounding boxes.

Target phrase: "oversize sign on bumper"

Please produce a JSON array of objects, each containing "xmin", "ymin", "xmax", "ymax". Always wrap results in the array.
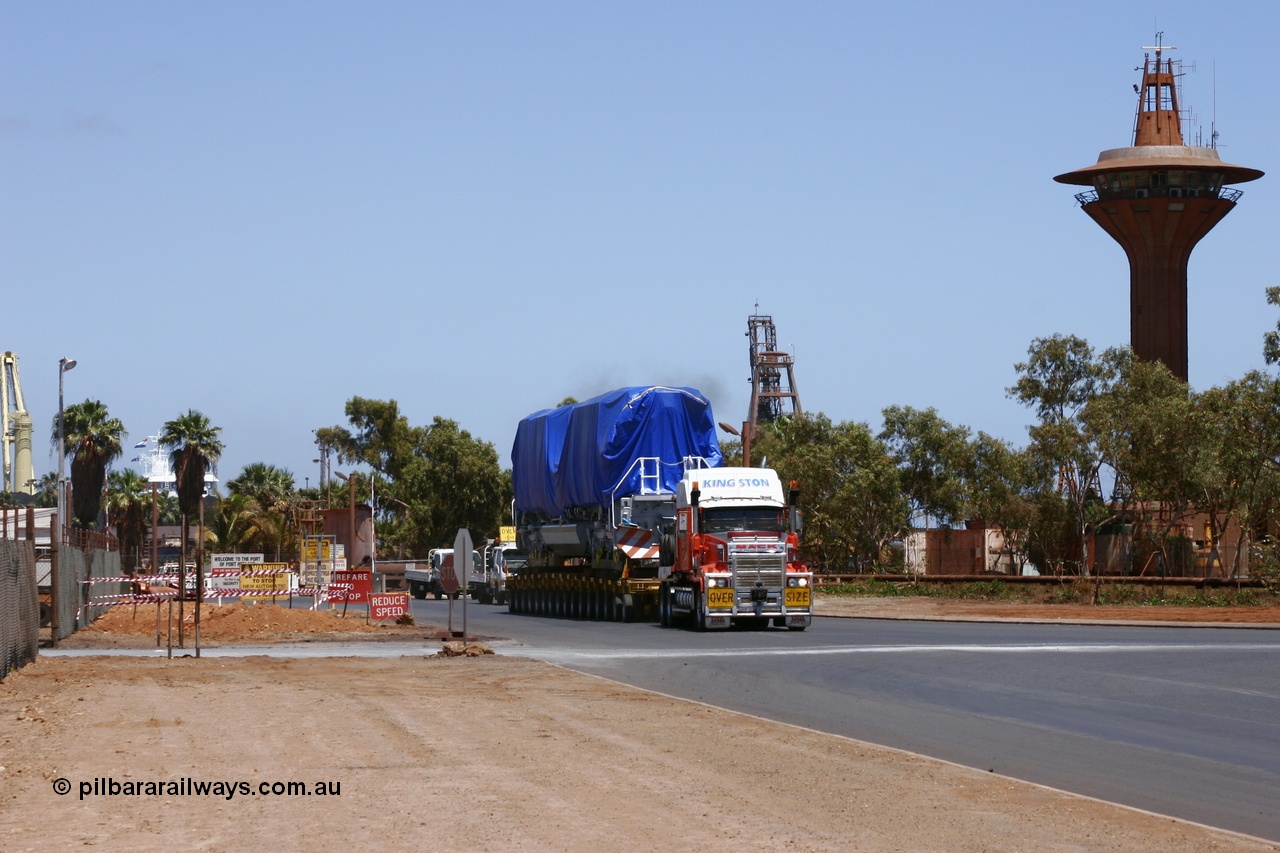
[
  {"xmin": 707, "ymin": 588, "xmax": 735, "ymax": 609},
  {"xmin": 784, "ymin": 587, "xmax": 811, "ymax": 608}
]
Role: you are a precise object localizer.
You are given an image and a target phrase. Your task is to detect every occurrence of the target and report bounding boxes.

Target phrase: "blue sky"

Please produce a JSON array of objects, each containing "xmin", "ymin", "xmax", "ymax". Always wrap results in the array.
[{"xmin": 2, "ymin": 1, "xmax": 1276, "ymax": 490}]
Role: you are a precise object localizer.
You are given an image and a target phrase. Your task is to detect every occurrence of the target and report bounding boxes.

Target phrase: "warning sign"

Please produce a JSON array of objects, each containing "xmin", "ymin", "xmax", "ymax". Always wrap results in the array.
[
  {"xmin": 369, "ymin": 593, "xmax": 409, "ymax": 621},
  {"xmin": 239, "ymin": 563, "xmax": 295, "ymax": 600},
  {"xmin": 329, "ymin": 570, "xmax": 372, "ymax": 604}
]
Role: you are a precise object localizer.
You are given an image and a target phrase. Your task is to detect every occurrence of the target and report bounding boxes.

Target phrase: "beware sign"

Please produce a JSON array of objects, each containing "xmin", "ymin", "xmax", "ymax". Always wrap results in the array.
[
  {"xmin": 369, "ymin": 593, "xmax": 409, "ymax": 621},
  {"xmin": 330, "ymin": 570, "xmax": 372, "ymax": 604}
]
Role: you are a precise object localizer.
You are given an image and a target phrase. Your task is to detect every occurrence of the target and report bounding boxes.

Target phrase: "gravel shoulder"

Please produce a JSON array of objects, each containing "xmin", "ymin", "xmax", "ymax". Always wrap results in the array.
[{"xmin": 2, "ymin": 598, "xmax": 1277, "ymax": 852}]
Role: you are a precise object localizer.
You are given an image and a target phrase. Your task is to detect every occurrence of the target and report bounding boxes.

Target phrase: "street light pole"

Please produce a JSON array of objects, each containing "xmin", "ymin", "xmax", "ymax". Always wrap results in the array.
[{"xmin": 57, "ymin": 357, "xmax": 77, "ymax": 540}]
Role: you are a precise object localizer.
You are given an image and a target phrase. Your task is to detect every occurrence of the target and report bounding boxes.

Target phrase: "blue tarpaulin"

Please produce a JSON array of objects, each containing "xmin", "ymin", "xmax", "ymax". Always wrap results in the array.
[{"xmin": 513, "ymin": 386, "xmax": 722, "ymax": 515}]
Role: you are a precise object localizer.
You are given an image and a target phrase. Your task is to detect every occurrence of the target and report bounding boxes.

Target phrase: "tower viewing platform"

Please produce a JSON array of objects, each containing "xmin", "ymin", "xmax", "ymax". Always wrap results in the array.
[{"xmin": 1054, "ymin": 38, "xmax": 1262, "ymax": 382}]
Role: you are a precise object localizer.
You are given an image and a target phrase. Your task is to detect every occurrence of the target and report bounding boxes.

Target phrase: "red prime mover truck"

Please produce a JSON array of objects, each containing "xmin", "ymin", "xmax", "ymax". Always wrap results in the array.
[{"xmin": 507, "ymin": 386, "xmax": 812, "ymax": 630}]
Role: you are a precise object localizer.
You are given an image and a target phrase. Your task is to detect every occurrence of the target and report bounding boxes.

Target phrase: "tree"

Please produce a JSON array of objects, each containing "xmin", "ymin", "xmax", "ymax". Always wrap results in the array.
[
  {"xmin": 159, "ymin": 411, "xmax": 223, "ymax": 523},
  {"xmin": 105, "ymin": 469, "xmax": 150, "ymax": 572},
  {"xmin": 964, "ymin": 432, "xmax": 1044, "ymax": 574},
  {"xmin": 1009, "ymin": 335, "xmax": 1123, "ymax": 575},
  {"xmin": 880, "ymin": 405, "xmax": 972, "ymax": 530},
  {"xmin": 1265, "ymin": 286, "xmax": 1280, "ymax": 366},
  {"xmin": 32, "ymin": 471, "xmax": 58, "ymax": 508},
  {"xmin": 53, "ymin": 399, "xmax": 125, "ymax": 529},
  {"xmin": 752, "ymin": 414, "xmax": 908, "ymax": 570},
  {"xmin": 1085, "ymin": 356, "xmax": 1201, "ymax": 575},
  {"xmin": 205, "ymin": 492, "xmax": 257, "ymax": 554},
  {"xmin": 1198, "ymin": 372, "xmax": 1280, "ymax": 575},
  {"xmin": 395, "ymin": 417, "xmax": 508, "ymax": 554},
  {"xmin": 227, "ymin": 462, "xmax": 295, "ymax": 512},
  {"xmin": 159, "ymin": 410, "xmax": 224, "ymax": 645},
  {"xmin": 227, "ymin": 462, "xmax": 297, "ymax": 559},
  {"xmin": 320, "ymin": 399, "xmax": 508, "ymax": 555}
]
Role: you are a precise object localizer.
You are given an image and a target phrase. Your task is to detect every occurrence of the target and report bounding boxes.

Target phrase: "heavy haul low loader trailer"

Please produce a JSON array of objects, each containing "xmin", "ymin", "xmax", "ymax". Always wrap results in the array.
[
  {"xmin": 505, "ymin": 574, "xmax": 658, "ymax": 623},
  {"xmin": 504, "ymin": 556, "xmax": 813, "ymax": 630}
]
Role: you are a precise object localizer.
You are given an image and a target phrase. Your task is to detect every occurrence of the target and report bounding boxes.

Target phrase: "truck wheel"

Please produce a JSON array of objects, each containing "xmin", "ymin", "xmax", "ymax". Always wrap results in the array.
[
  {"xmin": 658, "ymin": 584, "xmax": 670, "ymax": 627},
  {"xmin": 691, "ymin": 596, "xmax": 706, "ymax": 632},
  {"xmin": 411, "ymin": 583, "xmax": 426, "ymax": 601},
  {"xmin": 616, "ymin": 595, "xmax": 630, "ymax": 623},
  {"xmin": 433, "ymin": 589, "xmax": 443, "ymax": 600}
]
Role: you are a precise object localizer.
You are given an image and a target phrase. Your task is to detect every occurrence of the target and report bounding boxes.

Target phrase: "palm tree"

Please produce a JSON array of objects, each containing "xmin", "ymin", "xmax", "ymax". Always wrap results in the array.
[
  {"xmin": 159, "ymin": 410, "xmax": 224, "ymax": 648},
  {"xmin": 32, "ymin": 472, "xmax": 58, "ymax": 508},
  {"xmin": 206, "ymin": 492, "xmax": 256, "ymax": 553},
  {"xmin": 227, "ymin": 462, "xmax": 296, "ymax": 559},
  {"xmin": 159, "ymin": 410, "xmax": 224, "ymax": 523},
  {"xmin": 105, "ymin": 469, "xmax": 150, "ymax": 572},
  {"xmin": 228, "ymin": 462, "xmax": 294, "ymax": 510},
  {"xmin": 53, "ymin": 400, "xmax": 125, "ymax": 529}
]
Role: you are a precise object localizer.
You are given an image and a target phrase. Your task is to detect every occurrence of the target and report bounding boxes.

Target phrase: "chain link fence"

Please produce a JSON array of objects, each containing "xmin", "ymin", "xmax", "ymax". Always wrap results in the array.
[
  {"xmin": 1, "ymin": 539, "xmax": 39, "ymax": 681},
  {"xmin": 53, "ymin": 543, "xmax": 124, "ymax": 642}
]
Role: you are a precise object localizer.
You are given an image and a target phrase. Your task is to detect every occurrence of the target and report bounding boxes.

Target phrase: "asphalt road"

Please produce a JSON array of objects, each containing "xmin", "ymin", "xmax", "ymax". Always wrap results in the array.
[{"xmin": 415, "ymin": 596, "xmax": 1280, "ymax": 842}]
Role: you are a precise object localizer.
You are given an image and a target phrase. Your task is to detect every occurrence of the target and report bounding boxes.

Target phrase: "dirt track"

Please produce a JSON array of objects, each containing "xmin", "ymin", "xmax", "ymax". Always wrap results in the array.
[{"xmin": 1, "ymin": 598, "xmax": 1277, "ymax": 852}]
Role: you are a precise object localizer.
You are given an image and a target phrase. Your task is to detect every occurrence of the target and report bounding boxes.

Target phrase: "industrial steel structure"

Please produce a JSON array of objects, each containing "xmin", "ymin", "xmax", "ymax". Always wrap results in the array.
[
  {"xmin": 2, "ymin": 352, "xmax": 35, "ymax": 495},
  {"xmin": 1055, "ymin": 36, "xmax": 1263, "ymax": 382},
  {"xmin": 746, "ymin": 311, "xmax": 801, "ymax": 431}
]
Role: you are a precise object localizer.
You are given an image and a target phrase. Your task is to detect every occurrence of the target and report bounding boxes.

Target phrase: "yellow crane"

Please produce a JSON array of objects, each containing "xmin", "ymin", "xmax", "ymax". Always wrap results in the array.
[{"xmin": 2, "ymin": 351, "xmax": 35, "ymax": 495}]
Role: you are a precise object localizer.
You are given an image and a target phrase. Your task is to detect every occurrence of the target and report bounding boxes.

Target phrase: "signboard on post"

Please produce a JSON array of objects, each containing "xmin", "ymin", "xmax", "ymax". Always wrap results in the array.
[
  {"xmin": 238, "ymin": 562, "xmax": 294, "ymax": 601},
  {"xmin": 330, "ymin": 569, "xmax": 372, "ymax": 604},
  {"xmin": 211, "ymin": 553, "xmax": 264, "ymax": 570},
  {"xmin": 453, "ymin": 528, "xmax": 472, "ymax": 642},
  {"xmin": 369, "ymin": 592, "xmax": 409, "ymax": 621},
  {"xmin": 439, "ymin": 554, "xmax": 458, "ymax": 595}
]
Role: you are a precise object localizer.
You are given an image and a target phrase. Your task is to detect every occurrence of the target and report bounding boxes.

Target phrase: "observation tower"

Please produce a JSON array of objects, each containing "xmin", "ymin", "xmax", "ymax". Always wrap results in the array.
[{"xmin": 1054, "ymin": 38, "xmax": 1262, "ymax": 382}]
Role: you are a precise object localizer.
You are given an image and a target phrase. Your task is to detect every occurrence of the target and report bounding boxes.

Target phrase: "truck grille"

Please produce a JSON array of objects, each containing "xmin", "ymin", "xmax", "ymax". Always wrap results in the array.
[{"xmin": 730, "ymin": 551, "xmax": 785, "ymax": 590}]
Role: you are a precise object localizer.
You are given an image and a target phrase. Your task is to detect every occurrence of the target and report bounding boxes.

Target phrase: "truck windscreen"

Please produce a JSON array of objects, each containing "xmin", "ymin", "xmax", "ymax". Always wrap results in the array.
[{"xmin": 700, "ymin": 507, "xmax": 785, "ymax": 533}]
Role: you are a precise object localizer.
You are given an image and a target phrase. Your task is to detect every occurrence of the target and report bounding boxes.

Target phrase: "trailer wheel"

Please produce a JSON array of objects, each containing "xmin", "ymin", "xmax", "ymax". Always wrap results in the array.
[{"xmin": 616, "ymin": 594, "xmax": 630, "ymax": 623}]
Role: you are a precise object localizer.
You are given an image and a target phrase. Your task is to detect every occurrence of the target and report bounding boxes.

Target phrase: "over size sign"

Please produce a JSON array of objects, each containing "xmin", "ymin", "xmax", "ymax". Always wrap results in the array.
[{"xmin": 369, "ymin": 593, "xmax": 409, "ymax": 621}]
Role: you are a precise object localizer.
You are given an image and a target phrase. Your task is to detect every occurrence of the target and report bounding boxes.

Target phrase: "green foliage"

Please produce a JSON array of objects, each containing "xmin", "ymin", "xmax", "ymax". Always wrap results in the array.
[
  {"xmin": 225, "ymin": 462, "xmax": 298, "ymax": 559},
  {"xmin": 54, "ymin": 399, "xmax": 125, "ymax": 529},
  {"xmin": 159, "ymin": 410, "xmax": 224, "ymax": 521},
  {"xmin": 1009, "ymin": 336, "xmax": 1128, "ymax": 574},
  {"xmin": 753, "ymin": 414, "xmax": 907, "ymax": 570},
  {"xmin": 880, "ymin": 405, "xmax": 972, "ymax": 528},
  {"xmin": 319, "ymin": 399, "xmax": 508, "ymax": 556},
  {"xmin": 105, "ymin": 469, "xmax": 149, "ymax": 570},
  {"xmin": 1265, "ymin": 286, "xmax": 1280, "ymax": 366}
]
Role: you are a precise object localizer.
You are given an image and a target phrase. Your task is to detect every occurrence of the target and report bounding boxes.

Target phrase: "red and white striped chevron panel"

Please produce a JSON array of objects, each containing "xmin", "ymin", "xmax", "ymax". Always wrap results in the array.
[{"xmin": 615, "ymin": 527, "xmax": 659, "ymax": 560}]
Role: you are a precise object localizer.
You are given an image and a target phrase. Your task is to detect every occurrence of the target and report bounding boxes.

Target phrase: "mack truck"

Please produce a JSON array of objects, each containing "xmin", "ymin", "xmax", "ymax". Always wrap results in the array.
[{"xmin": 506, "ymin": 385, "xmax": 812, "ymax": 630}]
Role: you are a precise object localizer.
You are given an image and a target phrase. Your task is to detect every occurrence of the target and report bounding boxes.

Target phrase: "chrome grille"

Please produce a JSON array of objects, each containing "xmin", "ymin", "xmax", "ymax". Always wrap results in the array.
[{"xmin": 730, "ymin": 551, "xmax": 785, "ymax": 590}]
